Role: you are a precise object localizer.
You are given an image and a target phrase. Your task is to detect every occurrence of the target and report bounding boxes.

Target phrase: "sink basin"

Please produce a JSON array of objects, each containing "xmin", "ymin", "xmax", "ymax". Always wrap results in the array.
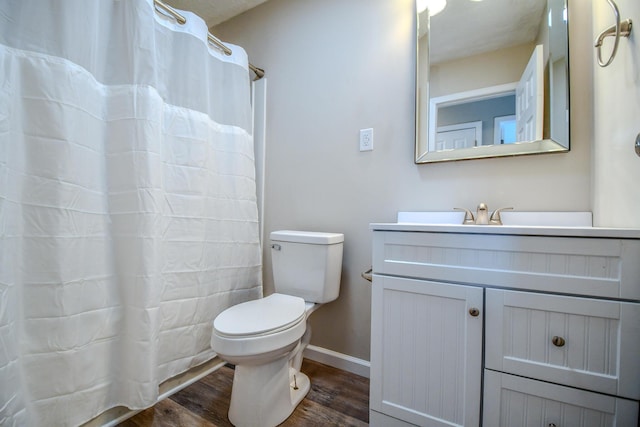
[
  {"xmin": 397, "ymin": 211, "xmax": 466, "ymax": 225},
  {"xmin": 397, "ymin": 211, "xmax": 593, "ymax": 227}
]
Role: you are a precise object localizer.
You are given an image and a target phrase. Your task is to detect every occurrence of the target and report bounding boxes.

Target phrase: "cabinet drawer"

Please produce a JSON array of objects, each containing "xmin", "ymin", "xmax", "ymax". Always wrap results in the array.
[
  {"xmin": 483, "ymin": 370, "xmax": 639, "ymax": 427},
  {"xmin": 372, "ymin": 231, "xmax": 640, "ymax": 300},
  {"xmin": 486, "ymin": 289, "xmax": 640, "ymax": 399}
]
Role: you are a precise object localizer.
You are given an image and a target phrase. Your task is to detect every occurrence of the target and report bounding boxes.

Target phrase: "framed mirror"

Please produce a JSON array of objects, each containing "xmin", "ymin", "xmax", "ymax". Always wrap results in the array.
[{"xmin": 415, "ymin": 0, "xmax": 570, "ymax": 163}]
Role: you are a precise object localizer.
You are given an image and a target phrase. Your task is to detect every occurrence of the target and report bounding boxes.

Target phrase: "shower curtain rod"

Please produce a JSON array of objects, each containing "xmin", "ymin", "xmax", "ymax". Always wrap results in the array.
[{"xmin": 154, "ymin": 0, "xmax": 265, "ymax": 80}]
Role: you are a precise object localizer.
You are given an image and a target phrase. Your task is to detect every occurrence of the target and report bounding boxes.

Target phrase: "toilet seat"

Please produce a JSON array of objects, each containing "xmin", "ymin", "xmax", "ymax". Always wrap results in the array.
[
  {"xmin": 211, "ymin": 293, "xmax": 307, "ymax": 358},
  {"xmin": 214, "ymin": 293, "xmax": 306, "ymax": 337}
]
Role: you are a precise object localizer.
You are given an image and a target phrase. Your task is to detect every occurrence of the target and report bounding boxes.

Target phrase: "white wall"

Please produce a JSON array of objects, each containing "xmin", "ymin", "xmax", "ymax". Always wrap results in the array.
[
  {"xmin": 214, "ymin": 0, "xmax": 593, "ymax": 361},
  {"xmin": 429, "ymin": 43, "xmax": 534, "ymax": 98},
  {"xmin": 592, "ymin": 0, "xmax": 640, "ymax": 227}
]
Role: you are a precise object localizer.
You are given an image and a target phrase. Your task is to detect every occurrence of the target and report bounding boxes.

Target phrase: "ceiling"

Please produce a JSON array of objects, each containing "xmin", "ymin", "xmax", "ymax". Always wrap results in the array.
[
  {"xmin": 162, "ymin": 0, "xmax": 547, "ymax": 66},
  {"xmin": 424, "ymin": 0, "xmax": 547, "ymax": 64},
  {"xmin": 163, "ymin": 0, "xmax": 269, "ymax": 27}
]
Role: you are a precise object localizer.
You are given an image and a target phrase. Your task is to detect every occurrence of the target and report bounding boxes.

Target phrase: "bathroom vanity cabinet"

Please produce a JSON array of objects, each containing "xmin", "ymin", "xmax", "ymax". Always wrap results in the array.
[{"xmin": 369, "ymin": 226, "xmax": 640, "ymax": 427}]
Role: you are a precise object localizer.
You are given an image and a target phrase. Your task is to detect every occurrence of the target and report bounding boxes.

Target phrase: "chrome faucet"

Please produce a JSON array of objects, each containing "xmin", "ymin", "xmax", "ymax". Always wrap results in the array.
[
  {"xmin": 475, "ymin": 203, "xmax": 489, "ymax": 225},
  {"xmin": 455, "ymin": 204, "xmax": 514, "ymax": 225}
]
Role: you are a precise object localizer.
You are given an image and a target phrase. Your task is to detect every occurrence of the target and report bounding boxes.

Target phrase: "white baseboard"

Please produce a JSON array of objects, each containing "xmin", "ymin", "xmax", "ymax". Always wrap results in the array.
[{"xmin": 303, "ymin": 344, "xmax": 370, "ymax": 378}]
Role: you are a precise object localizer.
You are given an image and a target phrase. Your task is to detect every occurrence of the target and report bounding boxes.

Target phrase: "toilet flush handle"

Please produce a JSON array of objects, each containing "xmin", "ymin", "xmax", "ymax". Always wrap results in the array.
[{"xmin": 271, "ymin": 244, "xmax": 281, "ymax": 251}]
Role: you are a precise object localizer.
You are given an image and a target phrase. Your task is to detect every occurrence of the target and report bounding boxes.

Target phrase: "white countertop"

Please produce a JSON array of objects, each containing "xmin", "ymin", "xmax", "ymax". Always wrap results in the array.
[{"xmin": 370, "ymin": 223, "xmax": 640, "ymax": 239}]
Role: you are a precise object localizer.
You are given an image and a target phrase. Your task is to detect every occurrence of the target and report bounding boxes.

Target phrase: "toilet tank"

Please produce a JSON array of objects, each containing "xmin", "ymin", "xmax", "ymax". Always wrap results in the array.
[{"xmin": 270, "ymin": 230, "xmax": 344, "ymax": 303}]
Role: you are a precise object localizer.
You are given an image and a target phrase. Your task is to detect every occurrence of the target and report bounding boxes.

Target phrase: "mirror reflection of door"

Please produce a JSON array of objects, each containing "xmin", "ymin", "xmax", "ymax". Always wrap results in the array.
[
  {"xmin": 430, "ymin": 87, "xmax": 516, "ymax": 151},
  {"xmin": 516, "ymin": 44, "xmax": 544, "ymax": 142},
  {"xmin": 436, "ymin": 121, "xmax": 482, "ymax": 150},
  {"xmin": 494, "ymin": 115, "xmax": 517, "ymax": 145}
]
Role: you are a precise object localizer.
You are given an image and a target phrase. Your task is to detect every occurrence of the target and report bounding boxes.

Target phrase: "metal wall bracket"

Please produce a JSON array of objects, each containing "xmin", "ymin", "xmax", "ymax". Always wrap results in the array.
[{"xmin": 595, "ymin": 0, "xmax": 633, "ymax": 67}]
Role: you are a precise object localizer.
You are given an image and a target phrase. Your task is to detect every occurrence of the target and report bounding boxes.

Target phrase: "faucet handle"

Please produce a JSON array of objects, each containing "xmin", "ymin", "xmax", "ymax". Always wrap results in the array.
[
  {"xmin": 454, "ymin": 208, "xmax": 475, "ymax": 224},
  {"xmin": 489, "ymin": 207, "xmax": 514, "ymax": 225}
]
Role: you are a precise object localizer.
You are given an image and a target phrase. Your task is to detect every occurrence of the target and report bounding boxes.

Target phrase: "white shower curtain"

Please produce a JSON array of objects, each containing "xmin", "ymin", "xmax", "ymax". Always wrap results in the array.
[{"xmin": 0, "ymin": 1, "xmax": 262, "ymax": 425}]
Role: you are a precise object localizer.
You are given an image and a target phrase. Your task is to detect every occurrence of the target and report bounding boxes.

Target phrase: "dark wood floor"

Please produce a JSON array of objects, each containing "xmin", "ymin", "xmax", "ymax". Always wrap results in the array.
[{"xmin": 119, "ymin": 359, "xmax": 370, "ymax": 426}]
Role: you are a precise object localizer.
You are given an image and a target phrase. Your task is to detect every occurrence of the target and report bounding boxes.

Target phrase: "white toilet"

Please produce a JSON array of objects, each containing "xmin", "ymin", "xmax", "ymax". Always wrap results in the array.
[{"xmin": 211, "ymin": 230, "xmax": 344, "ymax": 427}]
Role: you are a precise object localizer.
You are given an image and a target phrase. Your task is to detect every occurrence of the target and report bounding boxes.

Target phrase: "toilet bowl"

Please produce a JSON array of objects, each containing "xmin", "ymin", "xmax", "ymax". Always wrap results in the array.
[
  {"xmin": 212, "ymin": 293, "xmax": 307, "ymax": 366},
  {"xmin": 210, "ymin": 230, "xmax": 343, "ymax": 427},
  {"xmin": 212, "ymin": 294, "xmax": 313, "ymax": 427}
]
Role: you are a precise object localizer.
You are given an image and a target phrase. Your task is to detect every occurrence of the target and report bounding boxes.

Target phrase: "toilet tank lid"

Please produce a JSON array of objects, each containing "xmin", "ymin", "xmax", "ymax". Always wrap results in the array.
[{"xmin": 270, "ymin": 230, "xmax": 344, "ymax": 244}]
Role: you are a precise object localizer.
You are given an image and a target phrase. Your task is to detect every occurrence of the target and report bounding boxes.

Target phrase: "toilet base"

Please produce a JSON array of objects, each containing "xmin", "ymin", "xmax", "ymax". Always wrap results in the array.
[
  {"xmin": 288, "ymin": 367, "xmax": 310, "ymax": 411},
  {"xmin": 228, "ymin": 356, "xmax": 310, "ymax": 427}
]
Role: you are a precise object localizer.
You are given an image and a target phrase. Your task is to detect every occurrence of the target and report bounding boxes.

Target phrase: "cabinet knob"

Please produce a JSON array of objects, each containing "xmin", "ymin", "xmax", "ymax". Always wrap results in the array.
[
  {"xmin": 469, "ymin": 307, "xmax": 480, "ymax": 317},
  {"xmin": 552, "ymin": 336, "xmax": 565, "ymax": 347},
  {"xmin": 548, "ymin": 424, "xmax": 557, "ymax": 427}
]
